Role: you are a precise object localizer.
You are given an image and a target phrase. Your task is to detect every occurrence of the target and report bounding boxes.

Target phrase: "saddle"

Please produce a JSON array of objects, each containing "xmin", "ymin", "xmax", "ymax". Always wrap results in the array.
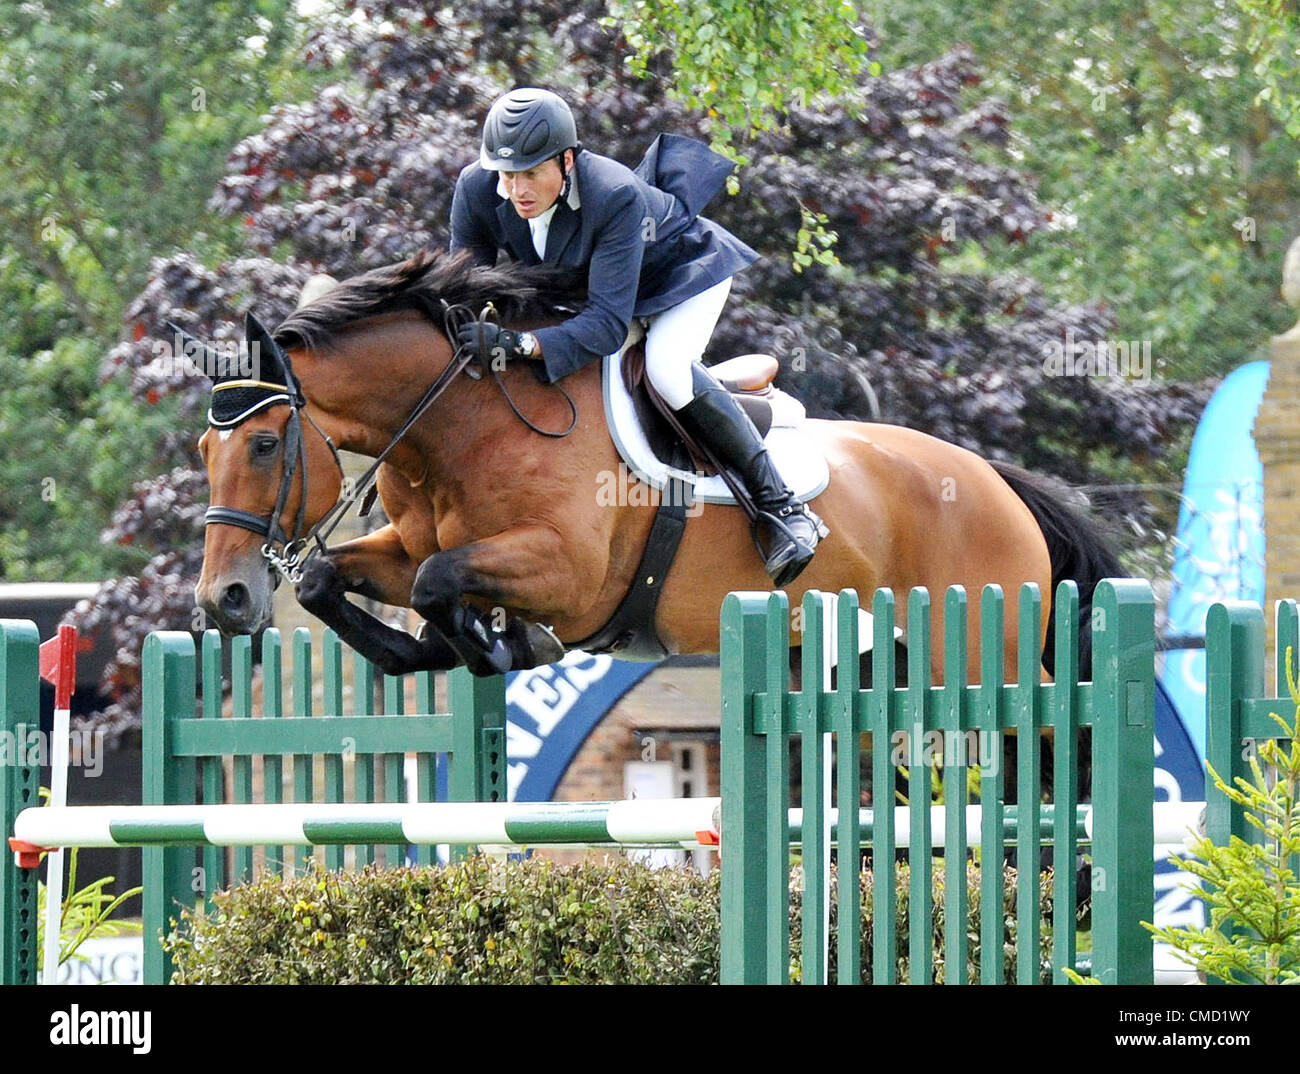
[
  {"xmin": 605, "ymin": 323, "xmax": 829, "ymax": 507},
  {"xmin": 623, "ymin": 342, "xmax": 774, "ymax": 480},
  {"xmin": 568, "ymin": 328, "xmax": 829, "ymax": 662}
]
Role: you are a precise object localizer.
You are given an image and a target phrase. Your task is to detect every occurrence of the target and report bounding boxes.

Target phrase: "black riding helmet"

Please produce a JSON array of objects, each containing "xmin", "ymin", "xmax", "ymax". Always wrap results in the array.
[{"xmin": 479, "ymin": 87, "xmax": 579, "ymax": 172}]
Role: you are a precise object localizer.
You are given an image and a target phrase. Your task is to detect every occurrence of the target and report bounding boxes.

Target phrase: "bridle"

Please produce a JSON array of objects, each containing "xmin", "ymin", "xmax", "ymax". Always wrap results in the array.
[
  {"xmin": 203, "ymin": 302, "xmax": 573, "ymax": 584},
  {"xmin": 203, "ymin": 355, "xmax": 347, "ymax": 584}
]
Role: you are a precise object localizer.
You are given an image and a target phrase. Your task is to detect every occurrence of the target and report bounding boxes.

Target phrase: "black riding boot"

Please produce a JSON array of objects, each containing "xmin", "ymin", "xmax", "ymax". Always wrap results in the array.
[{"xmin": 675, "ymin": 376, "xmax": 827, "ymax": 587}]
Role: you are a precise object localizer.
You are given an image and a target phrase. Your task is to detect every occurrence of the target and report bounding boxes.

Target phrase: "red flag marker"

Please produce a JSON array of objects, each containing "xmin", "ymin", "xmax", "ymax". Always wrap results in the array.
[
  {"xmin": 38, "ymin": 624, "xmax": 77, "ymax": 711},
  {"xmin": 37, "ymin": 624, "xmax": 76, "ymax": 983}
]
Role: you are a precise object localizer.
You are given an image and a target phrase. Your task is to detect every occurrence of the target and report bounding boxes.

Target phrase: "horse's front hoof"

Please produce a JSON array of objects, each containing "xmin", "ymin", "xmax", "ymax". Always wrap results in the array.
[
  {"xmin": 467, "ymin": 638, "xmax": 512, "ymax": 677},
  {"xmin": 509, "ymin": 619, "xmax": 566, "ymax": 668}
]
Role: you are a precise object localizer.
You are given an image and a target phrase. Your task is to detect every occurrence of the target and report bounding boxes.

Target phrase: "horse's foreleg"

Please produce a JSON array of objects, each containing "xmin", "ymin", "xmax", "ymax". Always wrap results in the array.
[
  {"xmin": 298, "ymin": 558, "xmax": 461, "ymax": 673},
  {"xmin": 410, "ymin": 534, "xmax": 571, "ymax": 677},
  {"xmin": 295, "ymin": 533, "xmax": 463, "ymax": 675},
  {"xmin": 323, "ymin": 525, "xmax": 425, "ymax": 607}
]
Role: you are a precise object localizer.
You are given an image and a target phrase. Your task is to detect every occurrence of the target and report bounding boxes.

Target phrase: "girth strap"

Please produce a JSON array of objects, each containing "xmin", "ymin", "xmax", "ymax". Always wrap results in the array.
[{"xmin": 567, "ymin": 476, "xmax": 691, "ymax": 661}]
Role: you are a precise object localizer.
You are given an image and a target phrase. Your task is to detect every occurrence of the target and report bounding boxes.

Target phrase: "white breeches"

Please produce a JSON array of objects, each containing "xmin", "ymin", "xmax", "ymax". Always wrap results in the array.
[{"xmin": 643, "ymin": 276, "xmax": 733, "ymax": 410}]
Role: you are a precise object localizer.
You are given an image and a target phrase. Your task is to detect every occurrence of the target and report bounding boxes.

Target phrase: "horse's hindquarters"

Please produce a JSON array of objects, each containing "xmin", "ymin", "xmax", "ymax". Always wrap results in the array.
[{"xmin": 649, "ymin": 420, "xmax": 1052, "ymax": 681}]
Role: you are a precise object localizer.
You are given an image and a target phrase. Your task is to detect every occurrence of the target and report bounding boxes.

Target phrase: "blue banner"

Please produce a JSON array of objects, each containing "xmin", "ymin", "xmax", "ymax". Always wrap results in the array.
[
  {"xmin": 504, "ymin": 652, "xmax": 657, "ymax": 801},
  {"xmin": 1164, "ymin": 361, "xmax": 1268, "ymax": 759},
  {"xmin": 1150, "ymin": 361, "xmax": 1268, "ymax": 951}
]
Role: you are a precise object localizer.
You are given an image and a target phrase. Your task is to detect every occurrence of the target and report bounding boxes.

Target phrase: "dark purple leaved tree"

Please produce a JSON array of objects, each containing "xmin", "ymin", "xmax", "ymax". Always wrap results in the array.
[{"xmin": 75, "ymin": 0, "xmax": 1207, "ymax": 730}]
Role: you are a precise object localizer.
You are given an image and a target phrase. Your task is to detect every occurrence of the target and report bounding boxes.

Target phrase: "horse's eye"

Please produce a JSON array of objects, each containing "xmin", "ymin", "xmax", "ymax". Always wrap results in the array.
[{"xmin": 252, "ymin": 435, "xmax": 279, "ymax": 458}]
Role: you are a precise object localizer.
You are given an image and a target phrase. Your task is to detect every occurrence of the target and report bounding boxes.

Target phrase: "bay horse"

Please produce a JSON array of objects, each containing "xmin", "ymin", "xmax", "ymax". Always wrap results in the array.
[{"xmin": 193, "ymin": 249, "xmax": 1119, "ymax": 686}]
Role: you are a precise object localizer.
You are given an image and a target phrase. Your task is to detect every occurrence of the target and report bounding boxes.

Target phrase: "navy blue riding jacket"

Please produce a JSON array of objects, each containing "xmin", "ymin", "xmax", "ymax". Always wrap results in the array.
[{"xmin": 449, "ymin": 133, "xmax": 759, "ymax": 383}]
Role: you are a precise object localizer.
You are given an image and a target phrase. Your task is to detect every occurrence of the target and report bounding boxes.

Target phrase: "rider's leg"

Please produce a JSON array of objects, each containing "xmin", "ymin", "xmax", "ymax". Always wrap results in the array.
[
  {"xmin": 642, "ymin": 279, "xmax": 732, "ymax": 408},
  {"xmin": 643, "ymin": 278, "xmax": 826, "ymax": 587}
]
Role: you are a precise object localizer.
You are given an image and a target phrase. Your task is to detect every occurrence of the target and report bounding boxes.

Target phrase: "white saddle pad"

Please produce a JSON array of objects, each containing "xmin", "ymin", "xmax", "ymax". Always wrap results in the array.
[{"xmin": 601, "ymin": 342, "xmax": 830, "ymax": 506}]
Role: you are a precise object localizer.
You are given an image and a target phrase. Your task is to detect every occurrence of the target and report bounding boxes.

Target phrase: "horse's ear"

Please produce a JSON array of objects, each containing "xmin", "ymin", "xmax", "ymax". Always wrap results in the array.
[
  {"xmin": 165, "ymin": 321, "xmax": 227, "ymax": 383},
  {"xmin": 244, "ymin": 311, "xmax": 290, "ymax": 387}
]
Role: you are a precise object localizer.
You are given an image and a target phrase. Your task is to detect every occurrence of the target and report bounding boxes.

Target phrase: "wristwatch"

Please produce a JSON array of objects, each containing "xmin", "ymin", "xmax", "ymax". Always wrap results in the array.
[{"xmin": 517, "ymin": 332, "xmax": 539, "ymax": 358}]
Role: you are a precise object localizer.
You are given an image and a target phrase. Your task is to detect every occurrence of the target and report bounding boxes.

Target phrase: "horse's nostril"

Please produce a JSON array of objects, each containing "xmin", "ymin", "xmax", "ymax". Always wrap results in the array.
[{"xmin": 220, "ymin": 582, "xmax": 250, "ymax": 618}]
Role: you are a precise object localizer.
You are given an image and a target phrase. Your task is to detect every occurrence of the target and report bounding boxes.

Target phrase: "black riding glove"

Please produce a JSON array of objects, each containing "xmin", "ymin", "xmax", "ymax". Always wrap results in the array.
[{"xmin": 456, "ymin": 322, "xmax": 535, "ymax": 364}]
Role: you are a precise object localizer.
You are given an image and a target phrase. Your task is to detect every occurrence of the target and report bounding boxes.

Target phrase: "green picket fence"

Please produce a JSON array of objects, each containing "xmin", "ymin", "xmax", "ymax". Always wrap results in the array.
[
  {"xmin": 4, "ymin": 586, "xmax": 1298, "ymax": 987},
  {"xmin": 1205, "ymin": 598, "xmax": 1300, "ymax": 853},
  {"xmin": 719, "ymin": 579, "xmax": 1158, "ymax": 985},
  {"xmin": 0, "ymin": 623, "xmax": 505, "ymax": 985}
]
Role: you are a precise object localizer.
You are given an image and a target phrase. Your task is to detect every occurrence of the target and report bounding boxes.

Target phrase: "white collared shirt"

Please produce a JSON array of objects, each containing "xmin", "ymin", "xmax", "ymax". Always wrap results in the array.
[
  {"xmin": 496, "ymin": 166, "xmax": 582, "ymax": 260},
  {"xmin": 528, "ymin": 203, "xmax": 559, "ymax": 258}
]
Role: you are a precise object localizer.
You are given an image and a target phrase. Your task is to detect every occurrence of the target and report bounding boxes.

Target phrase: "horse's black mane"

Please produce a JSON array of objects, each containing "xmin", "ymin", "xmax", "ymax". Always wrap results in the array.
[{"xmin": 275, "ymin": 248, "xmax": 588, "ymax": 351}]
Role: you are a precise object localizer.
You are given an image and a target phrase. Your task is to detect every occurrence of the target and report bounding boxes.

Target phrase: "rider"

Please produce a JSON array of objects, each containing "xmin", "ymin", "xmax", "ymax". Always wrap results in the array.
[{"xmin": 450, "ymin": 87, "xmax": 826, "ymax": 586}]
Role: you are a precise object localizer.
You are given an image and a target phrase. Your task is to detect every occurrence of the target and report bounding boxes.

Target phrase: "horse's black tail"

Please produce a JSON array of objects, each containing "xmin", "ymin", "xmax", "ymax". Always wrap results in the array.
[{"xmin": 988, "ymin": 460, "xmax": 1124, "ymax": 680}]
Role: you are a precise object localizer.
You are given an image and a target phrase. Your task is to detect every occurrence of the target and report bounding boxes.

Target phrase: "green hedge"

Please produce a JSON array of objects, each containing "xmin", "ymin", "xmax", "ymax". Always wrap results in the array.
[{"xmin": 163, "ymin": 856, "xmax": 1062, "ymax": 984}]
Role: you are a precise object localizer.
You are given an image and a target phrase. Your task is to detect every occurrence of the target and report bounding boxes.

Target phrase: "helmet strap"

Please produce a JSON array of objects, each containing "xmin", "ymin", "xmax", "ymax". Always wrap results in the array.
[{"xmin": 558, "ymin": 148, "xmax": 575, "ymax": 202}]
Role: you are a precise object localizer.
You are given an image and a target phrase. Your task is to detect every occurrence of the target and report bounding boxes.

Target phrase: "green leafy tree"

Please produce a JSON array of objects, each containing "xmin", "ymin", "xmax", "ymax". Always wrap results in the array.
[
  {"xmin": 604, "ymin": 0, "xmax": 872, "ymax": 268},
  {"xmin": 605, "ymin": 0, "xmax": 872, "ymax": 156},
  {"xmin": 0, "ymin": 0, "xmax": 313, "ymax": 337},
  {"xmin": 1235, "ymin": 0, "xmax": 1300, "ymax": 145},
  {"xmin": 1146, "ymin": 662, "xmax": 1300, "ymax": 984},
  {"xmin": 0, "ymin": 0, "xmax": 326, "ymax": 582},
  {"xmin": 0, "ymin": 336, "xmax": 148, "ymax": 580},
  {"xmin": 866, "ymin": 0, "xmax": 1300, "ymax": 382}
]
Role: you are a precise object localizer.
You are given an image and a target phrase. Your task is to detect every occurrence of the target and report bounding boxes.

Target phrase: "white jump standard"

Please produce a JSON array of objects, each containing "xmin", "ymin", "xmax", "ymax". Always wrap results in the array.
[
  {"xmin": 9, "ymin": 798, "xmax": 1205, "ymax": 861},
  {"xmin": 9, "ymin": 798, "xmax": 725, "ymax": 858}
]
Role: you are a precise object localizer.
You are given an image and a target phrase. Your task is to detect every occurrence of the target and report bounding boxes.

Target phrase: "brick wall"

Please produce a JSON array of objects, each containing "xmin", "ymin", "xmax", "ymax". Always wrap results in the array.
[
  {"xmin": 552, "ymin": 663, "xmax": 721, "ymax": 803},
  {"xmin": 1254, "ymin": 329, "xmax": 1300, "ymax": 676},
  {"xmin": 543, "ymin": 662, "xmax": 721, "ymax": 865}
]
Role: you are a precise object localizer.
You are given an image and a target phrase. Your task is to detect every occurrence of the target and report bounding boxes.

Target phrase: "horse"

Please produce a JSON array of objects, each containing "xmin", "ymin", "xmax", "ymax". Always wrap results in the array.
[{"xmin": 193, "ymin": 248, "xmax": 1120, "ymax": 690}]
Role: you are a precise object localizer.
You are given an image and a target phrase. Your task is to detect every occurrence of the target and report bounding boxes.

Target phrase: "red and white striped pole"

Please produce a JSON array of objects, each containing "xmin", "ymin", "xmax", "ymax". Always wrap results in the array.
[{"xmin": 38, "ymin": 625, "xmax": 76, "ymax": 985}]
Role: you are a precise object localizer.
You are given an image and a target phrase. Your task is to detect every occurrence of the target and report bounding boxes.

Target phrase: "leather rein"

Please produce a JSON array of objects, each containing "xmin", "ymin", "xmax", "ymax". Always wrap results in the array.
[{"xmin": 204, "ymin": 302, "xmax": 575, "ymax": 585}]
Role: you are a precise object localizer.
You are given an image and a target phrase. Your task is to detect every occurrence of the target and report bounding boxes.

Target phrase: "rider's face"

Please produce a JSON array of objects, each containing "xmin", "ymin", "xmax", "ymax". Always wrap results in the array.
[{"xmin": 501, "ymin": 152, "xmax": 570, "ymax": 219}]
